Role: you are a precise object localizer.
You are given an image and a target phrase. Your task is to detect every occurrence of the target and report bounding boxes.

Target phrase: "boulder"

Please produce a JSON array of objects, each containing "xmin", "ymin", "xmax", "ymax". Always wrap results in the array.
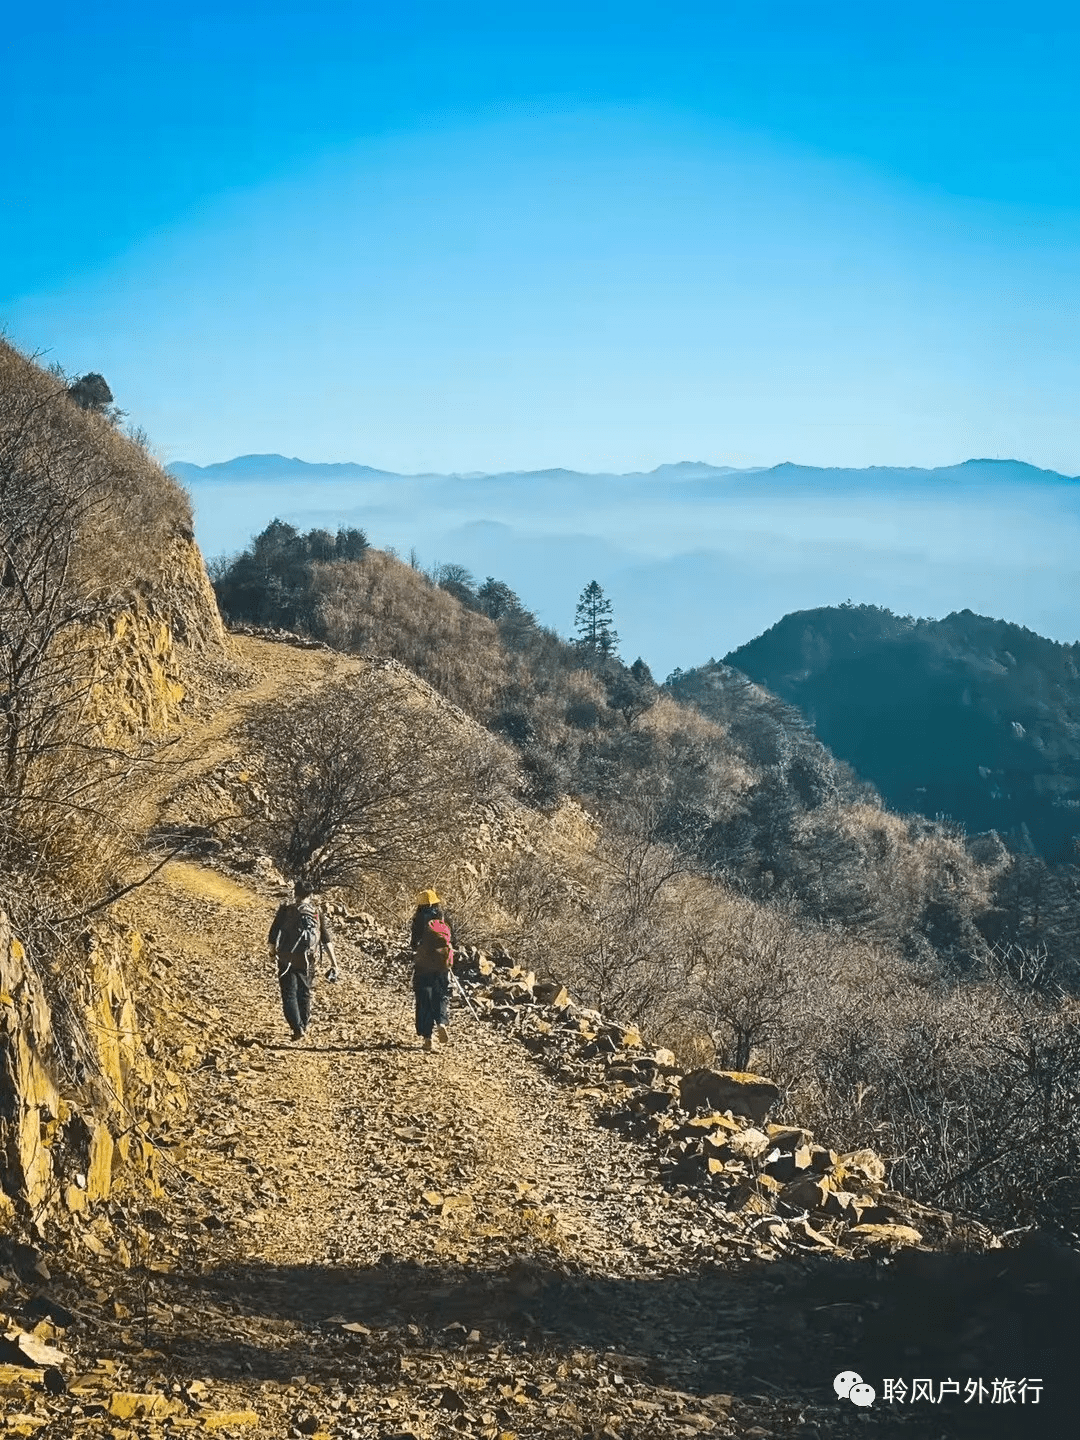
[
  {"xmin": 678, "ymin": 1069, "xmax": 779, "ymax": 1124},
  {"xmin": 766, "ymin": 1124, "xmax": 812, "ymax": 1147},
  {"xmin": 808, "ymin": 1145, "xmax": 838, "ymax": 1173},
  {"xmin": 787, "ymin": 1217, "xmax": 836, "ymax": 1249},
  {"xmin": 823, "ymin": 1189, "xmax": 867, "ymax": 1221},
  {"xmin": 534, "ymin": 979, "xmax": 569, "ymax": 1006},
  {"xmin": 636, "ymin": 1089, "xmax": 674, "ymax": 1114},
  {"xmin": 701, "ymin": 1132, "xmax": 731, "ymax": 1159},
  {"xmin": 762, "ymin": 1149, "xmax": 800, "ymax": 1182},
  {"xmin": 0, "ymin": 1331, "xmax": 70, "ymax": 1369},
  {"xmin": 835, "ymin": 1148, "xmax": 886, "ymax": 1194},
  {"xmin": 489, "ymin": 982, "xmax": 534, "ymax": 1005},
  {"xmin": 682, "ymin": 1112, "xmax": 740, "ymax": 1135},
  {"xmin": 725, "ymin": 1126, "xmax": 772, "ymax": 1161},
  {"xmin": 107, "ymin": 1393, "xmax": 180, "ymax": 1421},
  {"xmin": 728, "ymin": 1179, "xmax": 773, "ymax": 1213},
  {"xmin": 780, "ymin": 1176, "xmax": 831, "ymax": 1211},
  {"xmin": 846, "ymin": 1222, "xmax": 923, "ymax": 1248}
]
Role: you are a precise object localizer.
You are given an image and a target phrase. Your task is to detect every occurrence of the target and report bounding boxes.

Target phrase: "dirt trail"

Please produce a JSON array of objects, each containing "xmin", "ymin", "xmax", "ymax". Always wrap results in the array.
[
  {"xmin": 106, "ymin": 636, "xmax": 835, "ymax": 1436},
  {"xmin": 137, "ymin": 852, "xmax": 753, "ymax": 1323}
]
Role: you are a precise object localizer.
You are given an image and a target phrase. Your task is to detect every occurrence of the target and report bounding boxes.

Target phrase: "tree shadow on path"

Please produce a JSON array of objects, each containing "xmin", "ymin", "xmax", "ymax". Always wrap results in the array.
[{"xmin": 150, "ymin": 1233, "xmax": 1080, "ymax": 1439}]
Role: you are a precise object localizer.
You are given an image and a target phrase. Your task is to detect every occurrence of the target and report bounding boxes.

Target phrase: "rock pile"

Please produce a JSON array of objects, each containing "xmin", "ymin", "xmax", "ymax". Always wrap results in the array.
[
  {"xmin": 393, "ymin": 938, "xmax": 991, "ymax": 1260},
  {"xmin": 280, "ymin": 906, "xmax": 997, "ymax": 1264}
]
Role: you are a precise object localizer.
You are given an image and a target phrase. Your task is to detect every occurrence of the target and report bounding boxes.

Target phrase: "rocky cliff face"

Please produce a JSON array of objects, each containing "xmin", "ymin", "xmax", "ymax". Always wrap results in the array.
[
  {"xmin": 1, "ymin": 533, "xmax": 224, "ymax": 1238},
  {"xmin": 86, "ymin": 536, "xmax": 225, "ymax": 742},
  {"xmin": 0, "ymin": 912, "xmax": 183, "ymax": 1238}
]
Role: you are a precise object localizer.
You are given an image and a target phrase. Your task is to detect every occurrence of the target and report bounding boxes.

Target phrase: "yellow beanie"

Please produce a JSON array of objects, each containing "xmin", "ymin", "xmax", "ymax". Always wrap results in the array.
[{"xmin": 414, "ymin": 889, "xmax": 441, "ymax": 907}]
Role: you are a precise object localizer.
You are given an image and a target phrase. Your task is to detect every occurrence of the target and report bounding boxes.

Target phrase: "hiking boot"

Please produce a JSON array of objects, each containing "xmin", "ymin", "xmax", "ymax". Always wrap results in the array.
[
  {"xmin": 435, "ymin": 1024, "xmax": 449, "ymax": 1045},
  {"xmin": 422, "ymin": 1037, "xmax": 433, "ymax": 1052},
  {"xmin": 290, "ymin": 1026, "xmax": 304, "ymax": 1042}
]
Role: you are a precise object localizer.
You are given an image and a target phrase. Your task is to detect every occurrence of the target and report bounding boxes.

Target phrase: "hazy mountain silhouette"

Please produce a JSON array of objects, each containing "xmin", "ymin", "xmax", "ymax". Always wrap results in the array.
[
  {"xmin": 170, "ymin": 454, "xmax": 1080, "ymax": 678},
  {"xmin": 171, "ymin": 454, "xmax": 1077, "ymax": 488}
]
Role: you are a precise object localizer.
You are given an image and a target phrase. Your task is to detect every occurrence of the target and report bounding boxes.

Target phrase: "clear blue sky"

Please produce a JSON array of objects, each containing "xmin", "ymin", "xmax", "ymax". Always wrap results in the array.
[{"xmin": 4, "ymin": 2, "xmax": 1080, "ymax": 472}]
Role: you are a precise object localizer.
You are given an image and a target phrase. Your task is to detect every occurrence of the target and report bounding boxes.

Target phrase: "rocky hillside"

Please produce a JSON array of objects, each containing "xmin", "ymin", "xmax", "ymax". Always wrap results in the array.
[
  {"xmin": 1, "ymin": 353, "xmax": 1076, "ymax": 1436},
  {"xmin": 1, "ymin": 338, "xmax": 227, "ymax": 1243}
]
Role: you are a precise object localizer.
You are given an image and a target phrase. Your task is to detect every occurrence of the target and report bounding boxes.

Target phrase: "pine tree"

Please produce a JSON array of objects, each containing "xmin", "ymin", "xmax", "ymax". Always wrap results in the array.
[
  {"xmin": 574, "ymin": 580, "xmax": 619, "ymax": 659},
  {"xmin": 477, "ymin": 577, "xmax": 526, "ymax": 620}
]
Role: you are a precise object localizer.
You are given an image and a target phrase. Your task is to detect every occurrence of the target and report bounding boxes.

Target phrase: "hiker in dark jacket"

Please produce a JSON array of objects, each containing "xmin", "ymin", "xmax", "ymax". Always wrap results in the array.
[
  {"xmin": 410, "ymin": 889, "xmax": 454, "ymax": 1052},
  {"xmin": 268, "ymin": 881, "xmax": 338, "ymax": 1041}
]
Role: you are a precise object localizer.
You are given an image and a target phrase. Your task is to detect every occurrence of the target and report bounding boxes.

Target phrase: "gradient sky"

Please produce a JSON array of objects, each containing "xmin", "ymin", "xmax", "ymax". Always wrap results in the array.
[{"xmin": 4, "ymin": 2, "xmax": 1080, "ymax": 472}]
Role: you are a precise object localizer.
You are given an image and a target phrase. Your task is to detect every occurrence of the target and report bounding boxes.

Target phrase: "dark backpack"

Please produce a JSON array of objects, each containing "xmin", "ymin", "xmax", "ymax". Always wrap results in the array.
[{"xmin": 280, "ymin": 901, "xmax": 321, "ymax": 969}]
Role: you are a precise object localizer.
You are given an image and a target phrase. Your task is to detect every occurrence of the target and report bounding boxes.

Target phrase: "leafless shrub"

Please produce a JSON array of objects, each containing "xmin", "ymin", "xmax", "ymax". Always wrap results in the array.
[
  {"xmin": 464, "ymin": 848, "xmax": 594, "ymax": 978},
  {"xmin": 0, "ymin": 340, "xmax": 192, "ymax": 891},
  {"xmin": 799, "ymin": 959, "xmax": 1080, "ymax": 1233},
  {"xmin": 683, "ymin": 901, "xmax": 800, "ymax": 1071},
  {"xmin": 561, "ymin": 798, "xmax": 708, "ymax": 1026},
  {"xmin": 243, "ymin": 668, "xmax": 518, "ymax": 890}
]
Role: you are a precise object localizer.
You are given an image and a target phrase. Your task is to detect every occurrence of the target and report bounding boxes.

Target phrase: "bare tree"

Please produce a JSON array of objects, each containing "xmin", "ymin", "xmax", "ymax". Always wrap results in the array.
[
  {"xmin": 686, "ymin": 902, "xmax": 798, "ymax": 1071},
  {"xmin": 568, "ymin": 796, "xmax": 702, "ymax": 1025},
  {"xmin": 244, "ymin": 670, "xmax": 516, "ymax": 890}
]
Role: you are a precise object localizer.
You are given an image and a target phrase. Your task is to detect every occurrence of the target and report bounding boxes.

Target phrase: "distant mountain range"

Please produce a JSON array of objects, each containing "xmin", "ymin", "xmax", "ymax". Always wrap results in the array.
[
  {"xmin": 171, "ymin": 454, "xmax": 1078, "ymax": 487},
  {"xmin": 170, "ymin": 451, "xmax": 1080, "ymax": 854},
  {"xmin": 171, "ymin": 453, "xmax": 1080, "ymax": 681},
  {"xmin": 721, "ymin": 604, "xmax": 1080, "ymax": 860}
]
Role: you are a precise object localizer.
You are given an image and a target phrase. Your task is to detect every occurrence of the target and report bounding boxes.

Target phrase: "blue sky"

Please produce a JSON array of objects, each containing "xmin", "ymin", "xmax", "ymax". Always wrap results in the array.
[{"xmin": 4, "ymin": 2, "xmax": 1080, "ymax": 472}]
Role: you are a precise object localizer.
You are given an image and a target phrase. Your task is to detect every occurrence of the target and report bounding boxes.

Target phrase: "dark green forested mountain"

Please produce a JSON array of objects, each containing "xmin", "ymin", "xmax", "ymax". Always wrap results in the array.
[{"xmin": 719, "ymin": 604, "xmax": 1080, "ymax": 860}]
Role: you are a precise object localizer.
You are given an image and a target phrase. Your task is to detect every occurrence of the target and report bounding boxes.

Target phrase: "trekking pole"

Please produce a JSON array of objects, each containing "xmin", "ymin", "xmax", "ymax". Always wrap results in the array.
[{"xmin": 450, "ymin": 969, "xmax": 480, "ymax": 1021}]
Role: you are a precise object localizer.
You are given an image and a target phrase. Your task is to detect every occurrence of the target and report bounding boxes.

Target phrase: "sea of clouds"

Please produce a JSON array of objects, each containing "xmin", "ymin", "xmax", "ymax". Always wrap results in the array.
[{"xmin": 175, "ymin": 457, "xmax": 1080, "ymax": 677}]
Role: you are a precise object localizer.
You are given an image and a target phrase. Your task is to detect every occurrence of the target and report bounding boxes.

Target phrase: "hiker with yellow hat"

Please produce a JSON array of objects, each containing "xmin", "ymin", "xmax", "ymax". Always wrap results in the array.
[{"xmin": 410, "ymin": 889, "xmax": 454, "ymax": 1052}]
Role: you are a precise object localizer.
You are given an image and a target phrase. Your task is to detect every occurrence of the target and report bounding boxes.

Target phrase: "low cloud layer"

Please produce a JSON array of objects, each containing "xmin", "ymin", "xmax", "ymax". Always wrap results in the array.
[{"xmin": 176, "ymin": 456, "xmax": 1080, "ymax": 676}]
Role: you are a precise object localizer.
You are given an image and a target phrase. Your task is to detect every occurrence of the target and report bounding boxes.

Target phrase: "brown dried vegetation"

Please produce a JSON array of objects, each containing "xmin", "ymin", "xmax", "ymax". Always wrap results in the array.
[
  {"xmin": 215, "ymin": 527, "xmax": 1080, "ymax": 1232},
  {"xmin": 242, "ymin": 665, "xmax": 519, "ymax": 893},
  {"xmin": 0, "ymin": 339, "xmax": 206, "ymax": 1111},
  {"xmin": 1, "ymin": 342, "xmax": 189, "ymax": 888}
]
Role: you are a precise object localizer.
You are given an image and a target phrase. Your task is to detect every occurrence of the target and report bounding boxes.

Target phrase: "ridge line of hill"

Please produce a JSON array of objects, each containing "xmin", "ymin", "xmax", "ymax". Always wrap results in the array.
[{"xmin": 169, "ymin": 455, "xmax": 1080, "ymax": 484}]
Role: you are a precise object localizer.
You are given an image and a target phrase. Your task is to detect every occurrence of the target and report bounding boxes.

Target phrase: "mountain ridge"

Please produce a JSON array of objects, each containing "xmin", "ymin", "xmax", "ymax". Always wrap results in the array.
[{"xmin": 170, "ymin": 454, "xmax": 1080, "ymax": 485}]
